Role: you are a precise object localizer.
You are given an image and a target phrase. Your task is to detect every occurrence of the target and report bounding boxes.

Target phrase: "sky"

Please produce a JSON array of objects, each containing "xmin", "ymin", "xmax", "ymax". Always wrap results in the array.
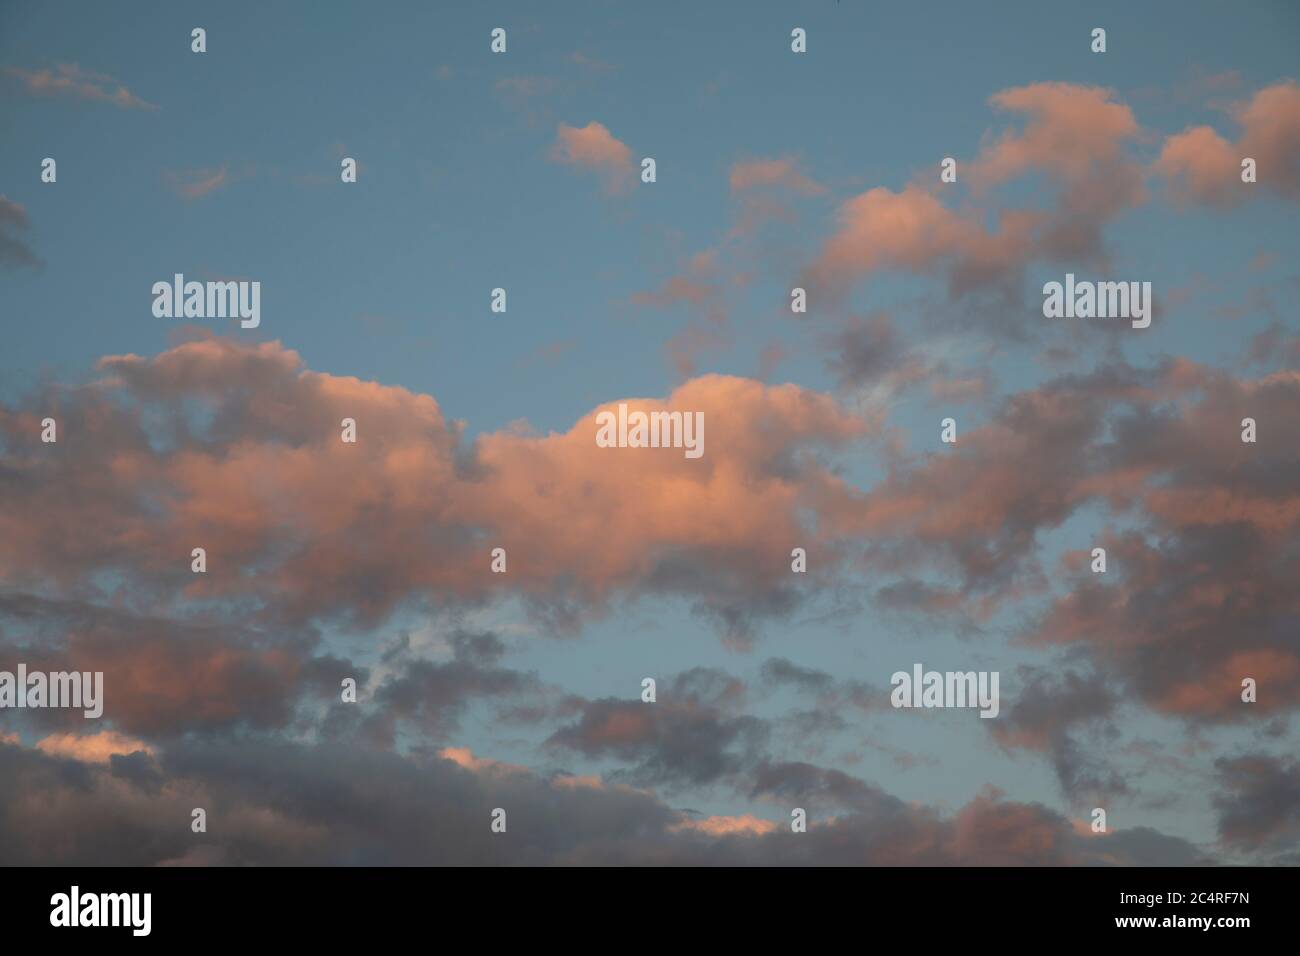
[{"xmin": 0, "ymin": 0, "xmax": 1297, "ymax": 865}]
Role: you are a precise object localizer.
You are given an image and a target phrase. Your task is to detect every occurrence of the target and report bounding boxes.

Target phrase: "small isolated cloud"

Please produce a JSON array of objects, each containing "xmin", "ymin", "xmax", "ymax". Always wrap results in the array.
[
  {"xmin": 729, "ymin": 158, "xmax": 824, "ymax": 196},
  {"xmin": 0, "ymin": 196, "xmax": 41, "ymax": 270},
  {"xmin": 568, "ymin": 51, "xmax": 615, "ymax": 73},
  {"xmin": 3, "ymin": 62, "xmax": 156, "ymax": 110},
  {"xmin": 496, "ymin": 75, "xmax": 559, "ymax": 99},
  {"xmin": 551, "ymin": 121, "xmax": 634, "ymax": 194},
  {"xmin": 166, "ymin": 166, "xmax": 230, "ymax": 201}
]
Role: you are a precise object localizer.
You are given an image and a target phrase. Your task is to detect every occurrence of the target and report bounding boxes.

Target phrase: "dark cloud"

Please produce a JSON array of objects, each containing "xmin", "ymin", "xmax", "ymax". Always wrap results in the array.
[
  {"xmin": 362, "ymin": 643, "xmax": 541, "ymax": 745},
  {"xmin": 546, "ymin": 669, "xmax": 768, "ymax": 790},
  {"xmin": 834, "ymin": 358, "xmax": 1300, "ymax": 725},
  {"xmin": 992, "ymin": 668, "xmax": 1124, "ymax": 799},
  {"xmin": 0, "ymin": 736, "xmax": 1211, "ymax": 866},
  {"xmin": 1213, "ymin": 754, "xmax": 1300, "ymax": 858}
]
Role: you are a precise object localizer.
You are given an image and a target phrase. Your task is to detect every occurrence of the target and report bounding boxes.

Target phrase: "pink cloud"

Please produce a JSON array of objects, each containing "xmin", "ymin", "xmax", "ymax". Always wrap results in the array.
[
  {"xmin": 167, "ymin": 166, "xmax": 230, "ymax": 201},
  {"xmin": 729, "ymin": 158, "xmax": 824, "ymax": 195},
  {"xmin": 671, "ymin": 814, "xmax": 778, "ymax": 836},
  {"xmin": 4, "ymin": 63, "xmax": 156, "ymax": 110},
  {"xmin": 35, "ymin": 731, "xmax": 155, "ymax": 764},
  {"xmin": 1156, "ymin": 81, "xmax": 1300, "ymax": 206},
  {"xmin": 551, "ymin": 121, "xmax": 634, "ymax": 193},
  {"xmin": 0, "ymin": 338, "xmax": 868, "ymax": 643}
]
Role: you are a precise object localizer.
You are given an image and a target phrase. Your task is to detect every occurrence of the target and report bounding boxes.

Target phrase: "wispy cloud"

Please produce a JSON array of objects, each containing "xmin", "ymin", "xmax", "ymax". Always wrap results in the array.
[
  {"xmin": 165, "ymin": 166, "xmax": 231, "ymax": 201},
  {"xmin": 0, "ymin": 196, "xmax": 41, "ymax": 270},
  {"xmin": 4, "ymin": 62, "xmax": 157, "ymax": 110}
]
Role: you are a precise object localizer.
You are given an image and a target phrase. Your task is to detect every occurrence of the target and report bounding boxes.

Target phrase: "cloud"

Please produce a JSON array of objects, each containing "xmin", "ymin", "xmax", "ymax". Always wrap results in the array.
[
  {"xmin": 759, "ymin": 657, "xmax": 885, "ymax": 717},
  {"xmin": 632, "ymin": 275, "xmax": 716, "ymax": 309},
  {"xmin": 729, "ymin": 158, "xmax": 824, "ymax": 196},
  {"xmin": 968, "ymin": 83, "xmax": 1143, "ymax": 205},
  {"xmin": 567, "ymin": 52, "xmax": 615, "ymax": 74},
  {"xmin": 495, "ymin": 75, "xmax": 559, "ymax": 99},
  {"xmin": 3, "ymin": 62, "xmax": 156, "ymax": 110},
  {"xmin": 0, "ymin": 196, "xmax": 41, "ymax": 270},
  {"xmin": 671, "ymin": 813, "xmax": 777, "ymax": 836},
  {"xmin": 35, "ymin": 731, "xmax": 155, "ymax": 764},
  {"xmin": 805, "ymin": 183, "xmax": 1043, "ymax": 303},
  {"xmin": 1156, "ymin": 81, "xmax": 1300, "ymax": 206},
  {"xmin": 0, "ymin": 337, "xmax": 868, "ymax": 644},
  {"xmin": 547, "ymin": 669, "xmax": 767, "ymax": 789},
  {"xmin": 824, "ymin": 313, "xmax": 936, "ymax": 405},
  {"xmin": 805, "ymin": 83, "xmax": 1146, "ymax": 306},
  {"xmin": 807, "ymin": 356, "xmax": 1300, "ymax": 729},
  {"xmin": 166, "ymin": 166, "xmax": 230, "ymax": 201},
  {"xmin": 1213, "ymin": 754, "xmax": 1300, "ymax": 858},
  {"xmin": 0, "ymin": 735, "xmax": 1209, "ymax": 865},
  {"xmin": 551, "ymin": 121, "xmax": 634, "ymax": 193},
  {"xmin": 1024, "ymin": 367, "xmax": 1300, "ymax": 721},
  {"xmin": 991, "ymin": 668, "xmax": 1124, "ymax": 798},
  {"xmin": 0, "ymin": 593, "xmax": 323, "ymax": 737},
  {"xmin": 358, "ymin": 632, "xmax": 543, "ymax": 745},
  {"xmin": 632, "ymin": 250, "xmax": 730, "ymax": 378}
]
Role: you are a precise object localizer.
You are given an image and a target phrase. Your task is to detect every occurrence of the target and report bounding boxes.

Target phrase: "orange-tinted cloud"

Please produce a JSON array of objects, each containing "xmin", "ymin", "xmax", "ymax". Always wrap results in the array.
[
  {"xmin": 551, "ymin": 121, "xmax": 634, "ymax": 193},
  {"xmin": 671, "ymin": 813, "xmax": 778, "ymax": 836},
  {"xmin": 35, "ymin": 730, "xmax": 155, "ymax": 763},
  {"xmin": 729, "ymin": 158, "xmax": 824, "ymax": 195},
  {"xmin": 167, "ymin": 166, "xmax": 230, "ymax": 201},
  {"xmin": 0, "ymin": 338, "xmax": 867, "ymax": 643},
  {"xmin": 806, "ymin": 83, "xmax": 1147, "ymax": 301},
  {"xmin": 3, "ymin": 62, "xmax": 157, "ymax": 110},
  {"xmin": 1156, "ymin": 81, "xmax": 1300, "ymax": 206}
]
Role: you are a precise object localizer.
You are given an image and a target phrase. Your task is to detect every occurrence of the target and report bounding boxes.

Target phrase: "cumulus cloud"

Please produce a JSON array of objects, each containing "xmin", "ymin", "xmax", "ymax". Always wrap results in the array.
[
  {"xmin": 0, "ymin": 337, "xmax": 869, "ymax": 645},
  {"xmin": 1156, "ymin": 81, "xmax": 1300, "ymax": 206},
  {"xmin": 0, "ymin": 336, "xmax": 1292, "ymax": 864},
  {"xmin": 551, "ymin": 121, "xmax": 635, "ymax": 194},
  {"xmin": 804, "ymin": 83, "xmax": 1147, "ymax": 308}
]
